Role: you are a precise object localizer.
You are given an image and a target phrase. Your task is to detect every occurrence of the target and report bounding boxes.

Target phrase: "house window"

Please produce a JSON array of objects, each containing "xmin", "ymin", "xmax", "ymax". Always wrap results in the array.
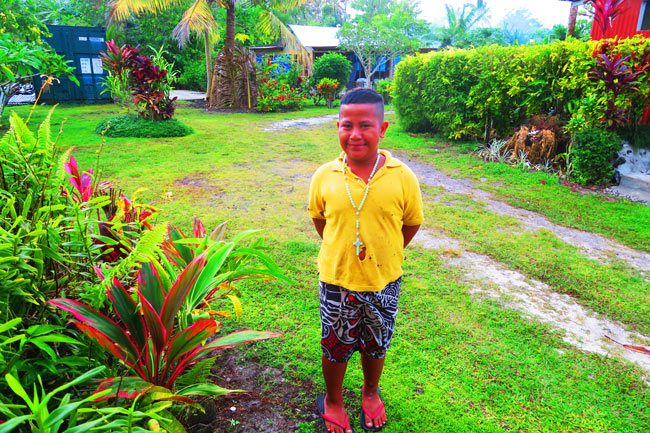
[{"xmin": 640, "ymin": 0, "xmax": 650, "ymax": 30}]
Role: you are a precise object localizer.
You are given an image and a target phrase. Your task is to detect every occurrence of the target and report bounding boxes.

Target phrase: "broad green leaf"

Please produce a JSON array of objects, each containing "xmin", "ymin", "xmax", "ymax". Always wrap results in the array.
[
  {"xmin": 202, "ymin": 329, "xmax": 282, "ymax": 351},
  {"xmin": 166, "ymin": 319, "xmax": 217, "ymax": 364},
  {"xmin": 49, "ymin": 298, "xmax": 138, "ymax": 361},
  {"xmin": 187, "ymin": 242, "xmax": 235, "ymax": 310},
  {"xmin": 5, "ymin": 374, "xmax": 33, "ymax": 408},
  {"xmin": 176, "ymin": 382, "xmax": 240, "ymax": 397},
  {"xmin": 0, "ymin": 318, "xmax": 21, "ymax": 333},
  {"xmin": 167, "ymin": 224, "xmax": 193, "ymax": 266},
  {"xmin": 138, "ymin": 262, "xmax": 165, "ymax": 312},
  {"xmin": 108, "ymin": 280, "xmax": 145, "ymax": 349},
  {"xmin": 227, "ymin": 294, "xmax": 243, "ymax": 322},
  {"xmin": 0, "ymin": 415, "xmax": 32, "ymax": 433},
  {"xmin": 160, "ymin": 253, "xmax": 206, "ymax": 332}
]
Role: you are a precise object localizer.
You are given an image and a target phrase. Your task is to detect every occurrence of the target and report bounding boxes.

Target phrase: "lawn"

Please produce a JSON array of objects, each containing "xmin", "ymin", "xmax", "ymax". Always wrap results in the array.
[{"xmin": 7, "ymin": 102, "xmax": 649, "ymax": 433}]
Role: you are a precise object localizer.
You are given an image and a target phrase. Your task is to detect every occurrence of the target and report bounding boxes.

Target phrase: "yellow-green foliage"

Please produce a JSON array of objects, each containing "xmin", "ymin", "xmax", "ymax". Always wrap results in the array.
[{"xmin": 394, "ymin": 37, "xmax": 649, "ymax": 140}]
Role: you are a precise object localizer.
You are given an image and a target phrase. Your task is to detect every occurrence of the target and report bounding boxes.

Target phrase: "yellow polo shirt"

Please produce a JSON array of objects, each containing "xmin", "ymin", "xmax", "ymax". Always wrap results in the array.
[{"xmin": 308, "ymin": 149, "xmax": 424, "ymax": 292}]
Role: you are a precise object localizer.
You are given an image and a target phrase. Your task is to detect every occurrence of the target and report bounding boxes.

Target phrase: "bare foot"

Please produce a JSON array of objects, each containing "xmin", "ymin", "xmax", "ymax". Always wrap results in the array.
[
  {"xmin": 320, "ymin": 395, "xmax": 353, "ymax": 433},
  {"xmin": 361, "ymin": 386, "xmax": 387, "ymax": 430}
]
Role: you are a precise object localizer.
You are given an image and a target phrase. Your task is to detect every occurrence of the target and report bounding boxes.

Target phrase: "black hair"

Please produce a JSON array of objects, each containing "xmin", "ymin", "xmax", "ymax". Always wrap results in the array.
[
  {"xmin": 340, "ymin": 88, "xmax": 385, "ymax": 120},
  {"xmin": 340, "ymin": 88, "xmax": 384, "ymax": 106}
]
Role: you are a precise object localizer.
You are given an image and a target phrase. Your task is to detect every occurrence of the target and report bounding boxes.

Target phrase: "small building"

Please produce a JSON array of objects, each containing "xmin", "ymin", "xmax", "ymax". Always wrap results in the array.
[
  {"xmin": 251, "ymin": 24, "xmax": 405, "ymax": 87},
  {"xmin": 39, "ymin": 25, "xmax": 111, "ymax": 103}
]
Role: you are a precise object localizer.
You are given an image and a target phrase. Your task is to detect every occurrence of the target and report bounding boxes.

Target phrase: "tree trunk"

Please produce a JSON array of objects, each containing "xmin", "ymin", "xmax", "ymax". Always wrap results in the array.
[
  {"xmin": 225, "ymin": 0, "xmax": 236, "ymax": 59},
  {"xmin": 567, "ymin": 5, "xmax": 578, "ymax": 37},
  {"xmin": 365, "ymin": 63, "xmax": 372, "ymax": 88},
  {"xmin": 204, "ymin": 30, "xmax": 212, "ymax": 100}
]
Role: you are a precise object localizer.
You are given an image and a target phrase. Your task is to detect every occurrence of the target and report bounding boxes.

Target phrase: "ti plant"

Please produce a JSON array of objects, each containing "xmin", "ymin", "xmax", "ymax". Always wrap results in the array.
[
  {"xmin": 50, "ymin": 219, "xmax": 285, "ymax": 400},
  {"xmin": 162, "ymin": 218, "xmax": 290, "ymax": 328},
  {"xmin": 589, "ymin": 52, "xmax": 645, "ymax": 128}
]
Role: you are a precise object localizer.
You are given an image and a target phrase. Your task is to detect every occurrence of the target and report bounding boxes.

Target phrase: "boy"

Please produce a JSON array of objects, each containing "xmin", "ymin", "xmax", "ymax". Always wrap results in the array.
[{"xmin": 308, "ymin": 88, "xmax": 423, "ymax": 433}]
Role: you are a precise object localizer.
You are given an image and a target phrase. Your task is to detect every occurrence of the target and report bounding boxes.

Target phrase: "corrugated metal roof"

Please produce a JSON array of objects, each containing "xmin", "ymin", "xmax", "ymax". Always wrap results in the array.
[
  {"xmin": 591, "ymin": 0, "xmax": 650, "ymax": 38},
  {"xmin": 288, "ymin": 25, "xmax": 340, "ymax": 48}
]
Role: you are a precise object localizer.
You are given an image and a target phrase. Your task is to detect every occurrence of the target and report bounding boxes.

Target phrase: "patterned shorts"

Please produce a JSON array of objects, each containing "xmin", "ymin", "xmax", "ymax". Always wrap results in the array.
[{"xmin": 319, "ymin": 277, "xmax": 402, "ymax": 363}]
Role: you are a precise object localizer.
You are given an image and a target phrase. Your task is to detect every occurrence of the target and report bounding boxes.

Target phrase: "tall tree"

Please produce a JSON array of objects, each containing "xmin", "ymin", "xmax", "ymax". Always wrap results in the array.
[
  {"xmin": 434, "ymin": 0, "xmax": 489, "ymax": 48},
  {"xmin": 283, "ymin": 0, "xmax": 350, "ymax": 26},
  {"xmin": 0, "ymin": 0, "xmax": 76, "ymax": 118},
  {"xmin": 567, "ymin": 3, "xmax": 579, "ymax": 37},
  {"xmin": 499, "ymin": 9, "xmax": 544, "ymax": 45},
  {"xmin": 338, "ymin": 0, "xmax": 428, "ymax": 87},
  {"xmin": 109, "ymin": 0, "xmax": 307, "ymax": 109}
]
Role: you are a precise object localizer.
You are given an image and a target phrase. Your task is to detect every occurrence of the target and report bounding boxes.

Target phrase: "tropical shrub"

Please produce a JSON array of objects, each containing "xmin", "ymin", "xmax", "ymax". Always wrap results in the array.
[
  {"xmin": 394, "ymin": 37, "xmax": 649, "ymax": 142},
  {"xmin": 374, "ymin": 79, "xmax": 394, "ymax": 104},
  {"xmin": 95, "ymin": 114, "xmax": 193, "ymax": 138},
  {"xmin": 311, "ymin": 52, "xmax": 352, "ymax": 91},
  {"xmin": 100, "ymin": 41, "xmax": 178, "ymax": 120},
  {"xmin": 316, "ymin": 78, "xmax": 340, "ymax": 109},
  {"xmin": 256, "ymin": 56, "xmax": 308, "ymax": 112},
  {"xmin": 50, "ymin": 223, "xmax": 284, "ymax": 397},
  {"xmin": 177, "ymin": 58, "xmax": 207, "ymax": 92},
  {"xmin": 571, "ymin": 127, "xmax": 621, "ymax": 185},
  {"xmin": 0, "ymin": 366, "xmax": 112, "ymax": 432}
]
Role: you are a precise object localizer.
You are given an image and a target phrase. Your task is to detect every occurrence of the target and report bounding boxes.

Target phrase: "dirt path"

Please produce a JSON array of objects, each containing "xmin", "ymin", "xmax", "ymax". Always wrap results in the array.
[
  {"xmin": 401, "ymin": 154, "xmax": 650, "ymax": 277},
  {"xmin": 415, "ymin": 230, "xmax": 650, "ymax": 376}
]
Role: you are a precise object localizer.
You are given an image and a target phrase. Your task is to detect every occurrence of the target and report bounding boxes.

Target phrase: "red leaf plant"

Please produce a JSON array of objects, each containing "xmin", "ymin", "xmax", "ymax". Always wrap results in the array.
[
  {"xmin": 60, "ymin": 155, "xmax": 156, "ymax": 263},
  {"xmin": 589, "ymin": 0, "xmax": 626, "ymax": 36},
  {"xmin": 49, "ymin": 254, "xmax": 281, "ymax": 398}
]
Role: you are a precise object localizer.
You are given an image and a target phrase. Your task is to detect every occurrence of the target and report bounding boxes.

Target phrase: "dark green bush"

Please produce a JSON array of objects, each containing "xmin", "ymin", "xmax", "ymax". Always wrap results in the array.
[
  {"xmin": 177, "ymin": 58, "xmax": 207, "ymax": 92},
  {"xmin": 96, "ymin": 114, "xmax": 193, "ymax": 138},
  {"xmin": 311, "ymin": 52, "xmax": 352, "ymax": 90},
  {"xmin": 394, "ymin": 37, "xmax": 649, "ymax": 141},
  {"xmin": 571, "ymin": 128, "xmax": 621, "ymax": 185},
  {"xmin": 374, "ymin": 79, "xmax": 394, "ymax": 104}
]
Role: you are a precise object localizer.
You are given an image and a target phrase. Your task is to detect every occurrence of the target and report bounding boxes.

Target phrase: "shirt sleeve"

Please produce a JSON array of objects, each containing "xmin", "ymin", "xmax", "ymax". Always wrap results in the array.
[
  {"xmin": 402, "ymin": 167, "xmax": 424, "ymax": 226},
  {"xmin": 308, "ymin": 168, "xmax": 326, "ymax": 220}
]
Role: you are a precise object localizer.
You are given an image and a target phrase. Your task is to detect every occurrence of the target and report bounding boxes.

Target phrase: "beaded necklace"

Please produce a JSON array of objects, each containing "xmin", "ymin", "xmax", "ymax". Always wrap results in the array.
[{"xmin": 342, "ymin": 152, "xmax": 381, "ymax": 256}]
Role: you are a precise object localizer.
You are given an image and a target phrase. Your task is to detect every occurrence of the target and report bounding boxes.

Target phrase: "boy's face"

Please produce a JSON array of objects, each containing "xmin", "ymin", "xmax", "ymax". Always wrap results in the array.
[{"xmin": 337, "ymin": 103, "xmax": 389, "ymax": 165}]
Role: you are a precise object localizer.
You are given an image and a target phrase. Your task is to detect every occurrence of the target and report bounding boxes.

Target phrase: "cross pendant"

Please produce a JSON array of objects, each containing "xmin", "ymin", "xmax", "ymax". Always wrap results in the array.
[{"xmin": 353, "ymin": 238, "xmax": 363, "ymax": 255}]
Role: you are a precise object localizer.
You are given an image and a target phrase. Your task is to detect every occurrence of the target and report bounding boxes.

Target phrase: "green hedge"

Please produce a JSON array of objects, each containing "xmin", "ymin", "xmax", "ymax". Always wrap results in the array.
[
  {"xmin": 394, "ymin": 37, "xmax": 649, "ymax": 141},
  {"xmin": 96, "ymin": 114, "xmax": 193, "ymax": 138}
]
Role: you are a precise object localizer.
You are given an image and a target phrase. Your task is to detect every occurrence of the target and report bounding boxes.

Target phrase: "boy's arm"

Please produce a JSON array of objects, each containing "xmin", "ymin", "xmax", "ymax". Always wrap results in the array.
[
  {"xmin": 312, "ymin": 218, "xmax": 326, "ymax": 239},
  {"xmin": 402, "ymin": 224, "xmax": 420, "ymax": 248}
]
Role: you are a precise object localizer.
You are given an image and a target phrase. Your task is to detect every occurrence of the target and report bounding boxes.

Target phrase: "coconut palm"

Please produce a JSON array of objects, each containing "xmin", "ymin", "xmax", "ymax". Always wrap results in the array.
[
  {"xmin": 436, "ymin": 0, "xmax": 489, "ymax": 47},
  {"xmin": 567, "ymin": 3, "xmax": 579, "ymax": 37},
  {"xmin": 109, "ymin": 0, "xmax": 309, "ymax": 109}
]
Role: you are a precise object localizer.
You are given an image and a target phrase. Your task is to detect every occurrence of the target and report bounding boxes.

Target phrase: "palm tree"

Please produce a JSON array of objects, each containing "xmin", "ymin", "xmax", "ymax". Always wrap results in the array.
[
  {"xmin": 109, "ymin": 0, "xmax": 308, "ymax": 109},
  {"xmin": 438, "ymin": 0, "xmax": 489, "ymax": 47},
  {"xmin": 567, "ymin": 3, "xmax": 579, "ymax": 37}
]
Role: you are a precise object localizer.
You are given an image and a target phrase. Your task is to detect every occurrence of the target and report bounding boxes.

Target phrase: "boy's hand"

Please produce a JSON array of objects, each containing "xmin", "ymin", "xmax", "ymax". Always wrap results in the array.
[
  {"xmin": 402, "ymin": 224, "xmax": 420, "ymax": 248},
  {"xmin": 313, "ymin": 218, "xmax": 326, "ymax": 239}
]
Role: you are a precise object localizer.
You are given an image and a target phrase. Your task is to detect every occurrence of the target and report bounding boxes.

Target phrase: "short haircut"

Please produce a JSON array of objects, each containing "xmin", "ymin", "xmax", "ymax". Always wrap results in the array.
[{"xmin": 340, "ymin": 88, "xmax": 385, "ymax": 120}]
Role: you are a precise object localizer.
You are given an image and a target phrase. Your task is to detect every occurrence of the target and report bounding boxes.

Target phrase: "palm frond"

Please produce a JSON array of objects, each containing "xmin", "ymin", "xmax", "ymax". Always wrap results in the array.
[
  {"xmin": 260, "ymin": 10, "xmax": 312, "ymax": 72},
  {"xmin": 172, "ymin": 0, "xmax": 220, "ymax": 47},
  {"xmin": 108, "ymin": 0, "xmax": 186, "ymax": 23},
  {"xmin": 267, "ymin": 0, "xmax": 308, "ymax": 12}
]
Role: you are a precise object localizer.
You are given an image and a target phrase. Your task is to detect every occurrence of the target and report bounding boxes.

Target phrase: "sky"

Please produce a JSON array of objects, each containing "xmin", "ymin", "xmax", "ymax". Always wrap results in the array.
[{"xmin": 416, "ymin": 0, "xmax": 574, "ymax": 29}]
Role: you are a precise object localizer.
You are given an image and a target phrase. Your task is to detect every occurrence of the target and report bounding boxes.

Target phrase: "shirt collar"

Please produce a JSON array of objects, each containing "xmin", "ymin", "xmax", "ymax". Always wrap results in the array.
[{"xmin": 332, "ymin": 149, "xmax": 401, "ymax": 172}]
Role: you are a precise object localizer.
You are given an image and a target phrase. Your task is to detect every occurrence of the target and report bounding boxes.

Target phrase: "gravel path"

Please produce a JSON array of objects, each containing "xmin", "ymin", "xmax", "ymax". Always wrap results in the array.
[
  {"xmin": 401, "ymin": 154, "xmax": 650, "ymax": 277},
  {"xmin": 414, "ymin": 230, "xmax": 650, "ymax": 376}
]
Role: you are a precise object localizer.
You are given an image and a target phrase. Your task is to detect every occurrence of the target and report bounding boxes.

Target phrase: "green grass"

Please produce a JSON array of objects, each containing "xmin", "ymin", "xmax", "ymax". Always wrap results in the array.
[
  {"xmin": 384, "ymin": 125, "xmax": 650, "ymax": 252},
  {"xmin": 8, "ymin": 102, "xmax": 650, "ymax": 432}
]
